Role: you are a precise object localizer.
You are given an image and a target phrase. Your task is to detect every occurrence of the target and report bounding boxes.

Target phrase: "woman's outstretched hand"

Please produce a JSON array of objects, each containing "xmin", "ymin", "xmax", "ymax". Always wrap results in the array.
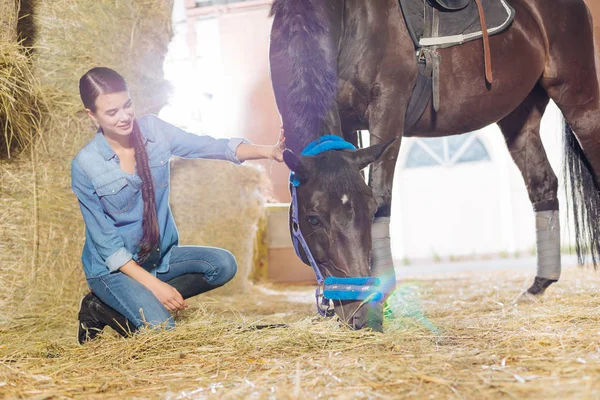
[
  {"xmin": 234, "ymin": 127, "xmax": 286, "ymax": 162},
  {"xmin": 269, "ymin": 126, "xmax": 285, "ymax": 162}
]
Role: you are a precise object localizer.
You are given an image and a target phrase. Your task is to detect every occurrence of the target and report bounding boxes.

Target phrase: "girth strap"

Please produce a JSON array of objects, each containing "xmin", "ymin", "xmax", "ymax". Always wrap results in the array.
[{"xmin": 474, "ymin": 0, "xmax": 493, "ymax": 84}]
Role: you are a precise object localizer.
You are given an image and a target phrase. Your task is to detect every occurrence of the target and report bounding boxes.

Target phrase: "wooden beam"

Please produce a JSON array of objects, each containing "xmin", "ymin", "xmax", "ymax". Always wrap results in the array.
[{"xmin": 185, "ymin": 0, "xmax": 272, "ymax": 18}]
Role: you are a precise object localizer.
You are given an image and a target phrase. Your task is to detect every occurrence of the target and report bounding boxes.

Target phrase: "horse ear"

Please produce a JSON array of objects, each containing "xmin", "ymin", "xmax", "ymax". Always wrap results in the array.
[
  {"xmin": 283, "ymin": 149, "xmax": 301, "ymax": 171},
  {"xmin": 283, "ymin": 149, "xmax": 308, "ymax": 182},
  {"xmin": 351, "ymin": 138, "xmax": 398, "ymax": 170}
]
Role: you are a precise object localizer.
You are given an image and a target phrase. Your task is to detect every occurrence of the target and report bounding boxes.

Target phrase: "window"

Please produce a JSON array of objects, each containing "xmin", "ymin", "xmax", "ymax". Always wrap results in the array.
[{"xmin": 404, "ymin": 132, "xmax": 490, "ymax": 169}]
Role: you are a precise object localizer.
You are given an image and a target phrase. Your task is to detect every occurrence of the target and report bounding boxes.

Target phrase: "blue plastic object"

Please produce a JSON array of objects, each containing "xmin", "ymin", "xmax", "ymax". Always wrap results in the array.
[
  {"xmin": 323, "ymin": 277, "xmax": 383, "ymax": 302},
  {"xmin": 290, "ymin": 135, "xmax": 356, "ymax": 187}
]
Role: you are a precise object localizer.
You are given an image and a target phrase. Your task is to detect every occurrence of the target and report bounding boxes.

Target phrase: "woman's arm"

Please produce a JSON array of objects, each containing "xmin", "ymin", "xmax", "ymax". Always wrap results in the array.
[
  {"xmin": 120, "ymin": 260, "xmax": 188, "ymax": 311},
  {"xmin": 71, "ymin": 159, "xmax": 134, "ymax": 272},
  {"xmin": 235, "ymin": 127, "xmax": 285, "ymax": 162},
  {"xmin": 144, "ymin": 115, "xmax": 285, "ymax": 164},
  {"xmin": 234, "ymin": 143, "xmax": 274, "ymax": 162},
  {"xmin": 235, "ymin": 144, "xmax": 283, "ymax": 162}
]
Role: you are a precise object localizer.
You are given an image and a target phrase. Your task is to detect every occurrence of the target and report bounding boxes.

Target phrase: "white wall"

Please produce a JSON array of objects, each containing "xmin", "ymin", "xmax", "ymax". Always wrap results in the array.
[
  {"xmin": 161, "ymin": 5, "xmax": 291, "ymax": 201},
  {"xmin": 390, "ymin": 101, "xmax": 574, "ymax": 262}
]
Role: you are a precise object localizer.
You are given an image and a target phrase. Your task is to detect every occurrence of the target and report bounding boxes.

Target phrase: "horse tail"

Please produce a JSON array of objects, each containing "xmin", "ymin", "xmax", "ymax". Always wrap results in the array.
[
  {"xmin": 269, "ymin": 0, "xmax": 337, "ymax": 150},
  {"xmin": 563, "ymin": 120, "xmax": 600, "ymax": 269}
]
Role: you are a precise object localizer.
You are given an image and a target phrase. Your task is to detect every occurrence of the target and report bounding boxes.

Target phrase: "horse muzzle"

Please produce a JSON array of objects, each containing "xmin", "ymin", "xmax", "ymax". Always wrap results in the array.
[{"xmin": 333, "ymin": 300, "xmax": 383, "ymax": 332}]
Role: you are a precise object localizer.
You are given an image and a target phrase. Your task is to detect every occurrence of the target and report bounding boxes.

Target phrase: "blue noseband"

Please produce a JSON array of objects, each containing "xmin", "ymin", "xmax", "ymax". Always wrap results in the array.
[{"xmin": 289, "ymin": 135, "xmax": 383, "ymax": 317}]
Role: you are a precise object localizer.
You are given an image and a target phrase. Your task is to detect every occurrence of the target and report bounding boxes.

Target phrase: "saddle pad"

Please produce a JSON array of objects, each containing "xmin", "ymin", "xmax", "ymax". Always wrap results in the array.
[{"xmin": 400, "ymin": 0, "xmax": 515, "ymax": 49}]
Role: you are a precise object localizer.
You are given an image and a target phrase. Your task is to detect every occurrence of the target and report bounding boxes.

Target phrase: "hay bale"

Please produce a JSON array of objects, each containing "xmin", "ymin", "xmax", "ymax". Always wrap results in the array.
[
  {"xmin": 170, "ymin": 158, "xmax": 270, "ymax": 295},
  {"xmin": 0, "ymin": 42, "xmax": 43, "ymax": 158},
  {"xmin": 34, "ymin": 0, "xmax": 174, "ymax": 121},
  {"xmin": 0, "ymin": 158, "xmax": 35, "ymax": 317},
  {"xmin": 249, "ymin": 213, "xmax": 269, "ymax": 282},
  {"xmin": 0, "ymin": 0, "xmax": 18, "ymax": 43},
  {"xmin": 2, "ymin": 0, "xmax": 175, "ymax": 317},
  {"xmin": 0, "ymin": 0, "xmax": 44, "ymax": 157}
]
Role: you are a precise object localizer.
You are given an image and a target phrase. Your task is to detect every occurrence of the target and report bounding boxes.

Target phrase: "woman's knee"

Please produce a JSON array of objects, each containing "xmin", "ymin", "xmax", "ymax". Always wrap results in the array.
[
  {"xmin": 212, "ymin": 249, "xmax": 237, "ymax": 286},
  {"xmin": 168, "ymin": 246, "xmax": 237, "ymax": 286}
]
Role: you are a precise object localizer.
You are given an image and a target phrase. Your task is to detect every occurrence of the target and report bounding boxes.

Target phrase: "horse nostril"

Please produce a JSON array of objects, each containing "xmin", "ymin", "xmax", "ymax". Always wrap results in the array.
[
  {"xmin": 351, "ymin": 310, "xmax": 368, "ymax": 330},
  {"xmin": 353, "ymin": 317, "xmax": 365, "ymax": 330}
]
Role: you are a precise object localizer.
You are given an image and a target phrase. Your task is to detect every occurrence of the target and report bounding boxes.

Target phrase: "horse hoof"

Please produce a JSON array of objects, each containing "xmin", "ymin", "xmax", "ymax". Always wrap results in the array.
[
  {"xmin": 514, "ymin": 291, "xmax": 541, "ymax": 304},
  {"xmin": 514, "ymin": 276, "xmax": 558, "ymax": 304}
]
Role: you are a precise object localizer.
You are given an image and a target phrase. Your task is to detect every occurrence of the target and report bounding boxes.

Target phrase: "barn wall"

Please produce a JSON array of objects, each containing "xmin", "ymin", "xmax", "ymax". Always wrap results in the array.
[{"xmin": 216, "ymin": 8, "xmax": 291, "ymax": 202}]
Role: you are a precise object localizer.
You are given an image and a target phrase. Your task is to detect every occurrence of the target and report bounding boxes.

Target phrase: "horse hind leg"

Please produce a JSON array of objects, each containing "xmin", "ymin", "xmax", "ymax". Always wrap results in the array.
[
  {"xmin": 538, "ymin": 1, "xmax": 600, "ymax": 268},
  {"xmin": 498, "ymin": 85, "xmax": 560, "ymax": 299}
]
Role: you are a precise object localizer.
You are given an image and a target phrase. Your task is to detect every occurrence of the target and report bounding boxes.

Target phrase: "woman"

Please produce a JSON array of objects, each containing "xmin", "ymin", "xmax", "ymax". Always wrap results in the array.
[{"xmin": 72, "ymin": 67, "xmax": 284, "ymax": 344}]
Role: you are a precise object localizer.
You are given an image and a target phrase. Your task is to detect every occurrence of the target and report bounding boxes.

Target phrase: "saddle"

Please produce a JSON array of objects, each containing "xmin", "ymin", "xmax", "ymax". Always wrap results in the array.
[
  {"xmin": 431, "ymin": 0, "xmax": 471, "ymax": 11},
  {"xmin": 401, "ymin": 0, "xmax": 515, "ymax": 130},
  {"xmin": 402, "ymin": 0, "xmax": 514, "ymax": 49}
]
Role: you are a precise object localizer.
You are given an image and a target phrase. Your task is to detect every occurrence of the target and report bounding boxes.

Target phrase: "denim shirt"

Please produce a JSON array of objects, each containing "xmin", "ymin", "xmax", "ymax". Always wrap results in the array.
[{"xmin": 71, "ymin": 114, "xmax": 249, "ymax": 279}]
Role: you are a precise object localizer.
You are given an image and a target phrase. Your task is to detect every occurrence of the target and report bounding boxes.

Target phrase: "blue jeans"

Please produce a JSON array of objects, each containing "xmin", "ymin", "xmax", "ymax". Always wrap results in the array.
[{"xmin": 87, "ymin": 246, "xmax": 237, "ymax": 329}]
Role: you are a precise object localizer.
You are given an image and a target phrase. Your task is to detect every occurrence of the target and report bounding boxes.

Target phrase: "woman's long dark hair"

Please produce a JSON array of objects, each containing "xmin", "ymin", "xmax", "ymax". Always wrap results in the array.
[{"xmin": 79, "ymin": 67, "xmax": 159, "ymax": 264}]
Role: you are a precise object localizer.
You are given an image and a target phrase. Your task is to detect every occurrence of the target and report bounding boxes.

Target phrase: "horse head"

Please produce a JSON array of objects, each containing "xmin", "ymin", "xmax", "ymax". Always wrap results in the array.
[{"xmin": 283, "ymin": 140, "xmax": 393, "ymax": 331}]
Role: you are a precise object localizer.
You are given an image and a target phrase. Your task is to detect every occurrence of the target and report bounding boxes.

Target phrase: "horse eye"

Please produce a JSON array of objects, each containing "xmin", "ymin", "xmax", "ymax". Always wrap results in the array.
[{"xmin": 307, "ymin": 216, "xmax": 320, "ymax": 226}]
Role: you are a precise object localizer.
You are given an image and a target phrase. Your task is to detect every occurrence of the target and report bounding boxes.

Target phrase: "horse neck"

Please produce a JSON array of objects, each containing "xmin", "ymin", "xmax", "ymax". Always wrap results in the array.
[
  {"xmin": 286, "ymin": 124, "xmax": 340, "ymax": 155},
  {"xmin": 273, "ymin": 0, "xmax": 344, "ymax": 156}
]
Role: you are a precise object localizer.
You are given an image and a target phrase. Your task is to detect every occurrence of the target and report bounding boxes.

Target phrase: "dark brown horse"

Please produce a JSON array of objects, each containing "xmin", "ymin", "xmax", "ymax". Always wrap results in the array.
[{"xmin": 269, "ymin": 0, "xmax": 600, "ymax": 331}]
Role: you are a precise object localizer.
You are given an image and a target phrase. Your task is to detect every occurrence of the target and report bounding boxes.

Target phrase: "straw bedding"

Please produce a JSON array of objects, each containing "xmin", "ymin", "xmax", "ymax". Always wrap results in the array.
[{"xmin": 1, "ymin": 266, "xmax": 599, "ymax": 399}]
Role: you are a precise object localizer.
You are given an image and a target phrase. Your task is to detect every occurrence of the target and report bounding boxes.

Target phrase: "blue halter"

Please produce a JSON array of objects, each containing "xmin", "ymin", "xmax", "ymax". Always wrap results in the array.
[{"xmin": 289, "ymin": 135, "xmax": 383, "ymax": 317}]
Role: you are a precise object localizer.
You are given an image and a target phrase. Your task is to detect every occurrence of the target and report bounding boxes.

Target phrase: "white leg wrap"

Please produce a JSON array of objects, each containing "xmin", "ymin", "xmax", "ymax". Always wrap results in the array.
[
  {"xmin": 536, "ymin": 210, "xmax": 561, "ymax": 280},
  {"xmin": 371, "ymin": 217, "xmax": 396, "ymax": 294}
]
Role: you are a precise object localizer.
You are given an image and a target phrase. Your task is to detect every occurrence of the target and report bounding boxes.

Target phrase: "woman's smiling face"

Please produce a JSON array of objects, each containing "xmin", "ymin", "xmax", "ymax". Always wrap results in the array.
[{"xmin": 87, "ymin": 91, "xmax": 135, "ymax": 137}]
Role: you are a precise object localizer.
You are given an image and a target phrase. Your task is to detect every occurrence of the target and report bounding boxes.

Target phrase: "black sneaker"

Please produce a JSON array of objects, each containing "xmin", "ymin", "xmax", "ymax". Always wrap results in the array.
[{"xmin": 77, "ymin": 292, "xmax": 107, "ymax": 345}]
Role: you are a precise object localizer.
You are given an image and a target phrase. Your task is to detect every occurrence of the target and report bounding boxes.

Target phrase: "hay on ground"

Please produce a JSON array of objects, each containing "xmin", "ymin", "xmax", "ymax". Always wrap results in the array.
[{"xmin": 1, "ymin": 266, "xmax": 599, "ymax": 399}]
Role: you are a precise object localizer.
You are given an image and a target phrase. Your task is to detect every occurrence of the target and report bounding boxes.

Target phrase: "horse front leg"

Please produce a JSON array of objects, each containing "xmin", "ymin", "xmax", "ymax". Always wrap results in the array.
[
  {"xmin": 366, "ymin": 89, "xmax": 406, "ymax": 301},
  {"xmin": 369, "ymin": 150, "xmax": 402, "ymax": 295},
  {"xmin": 497, "ymin": 85, "xmax": 559, "ymax": 300}
]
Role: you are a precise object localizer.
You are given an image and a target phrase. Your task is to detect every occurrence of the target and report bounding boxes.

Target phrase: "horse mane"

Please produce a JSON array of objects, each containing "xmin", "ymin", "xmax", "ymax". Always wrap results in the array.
[{"xmin": 269, "ymin": 0, "xmax": 337, "ymax": 154}]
